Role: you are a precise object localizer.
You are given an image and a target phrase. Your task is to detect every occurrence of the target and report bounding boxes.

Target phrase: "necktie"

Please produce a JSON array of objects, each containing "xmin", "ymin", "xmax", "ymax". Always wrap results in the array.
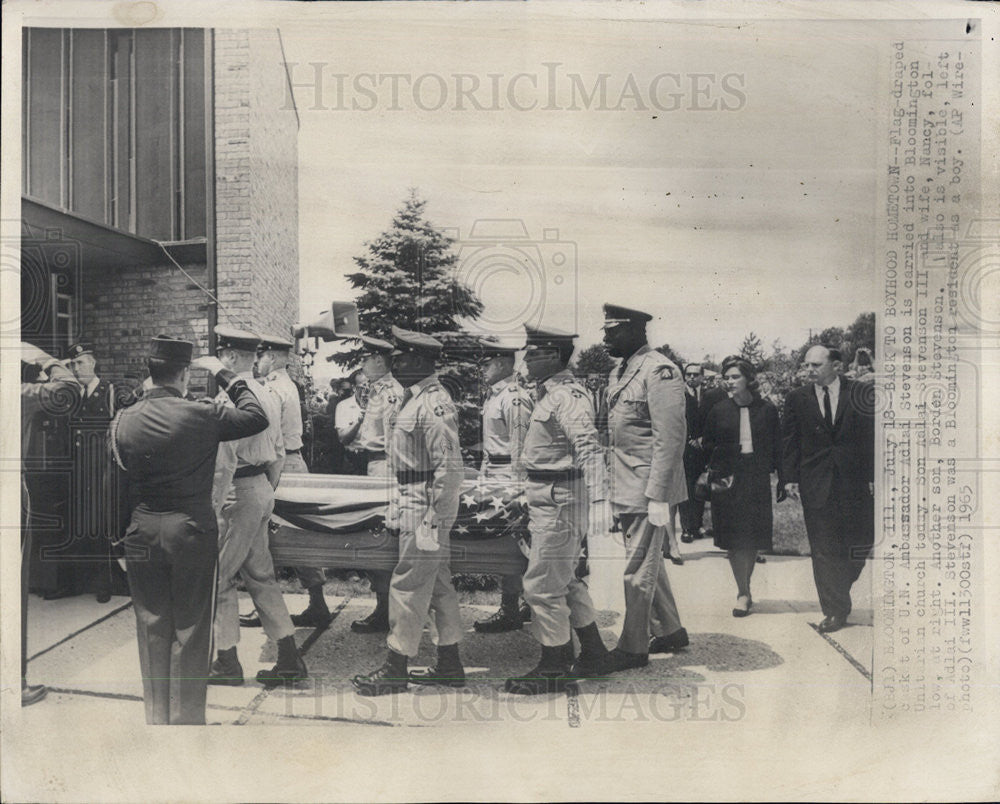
[
  {"xmin": 823, "ymin": 386, "xmax": 833, "ymax": 428},
  {"xmin": 536, "ymin": 383, "xmax": 547, "ymax": 402},
  {"xmin": 400, "ymin": 388, "xmax": 413, "ymax": 408},
  {"xmin": 617, "ymin": 361, "xmax": 627, "ymax": 380}
]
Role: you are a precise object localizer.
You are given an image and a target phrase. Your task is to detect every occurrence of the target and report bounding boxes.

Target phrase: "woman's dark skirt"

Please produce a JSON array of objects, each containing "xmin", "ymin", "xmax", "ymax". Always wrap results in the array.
[{"xmin": 711, "ymin": 454, "xmax": 773, "ymax": 552}]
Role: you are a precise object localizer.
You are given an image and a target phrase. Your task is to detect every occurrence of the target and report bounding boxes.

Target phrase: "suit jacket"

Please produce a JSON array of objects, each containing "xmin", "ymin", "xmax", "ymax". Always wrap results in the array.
[
  {"xmin": 606, "ymin": 345, "xmax": 687, "ymax": 511},
  {"xmin": 703, "ymin": 395, "xmax": 783, "ymax": 480},
  {"xmin": 781, "ymin": 378, "xmax": 874, "ymax": 510}
]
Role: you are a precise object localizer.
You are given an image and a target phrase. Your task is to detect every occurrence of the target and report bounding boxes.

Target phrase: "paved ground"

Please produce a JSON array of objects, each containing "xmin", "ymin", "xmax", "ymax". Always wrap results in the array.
[{"xmin": 20, "ymin": 536, "xmax": 874, "ymax": 729}]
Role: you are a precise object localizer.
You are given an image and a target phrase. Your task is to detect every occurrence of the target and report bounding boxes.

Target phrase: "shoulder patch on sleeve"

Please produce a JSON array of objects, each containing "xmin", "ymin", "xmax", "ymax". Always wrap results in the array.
[{"xmin": 653, "ymin": 364, "xmax": 675, "ymax": 380}]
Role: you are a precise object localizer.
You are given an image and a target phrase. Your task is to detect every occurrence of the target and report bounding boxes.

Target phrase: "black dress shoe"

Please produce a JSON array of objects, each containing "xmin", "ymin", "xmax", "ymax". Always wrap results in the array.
[
  {"xmin": 291, "ymin": 604, "xmax": 333, "ymax": 628},
  {"xmin": 239, "ymin": 612, "xmax": 262, "ymax": 628},
  {"xmin": 351, "ymin": 609, "xmax": 390, "ymax": 634},
  {"xmin": 609, "ymin": 648, "xmax": 649, "ymax": 672},
  {"xmin": 817, "ymin": 615, "xmax": 846, "ymax": 633},
  {"xmin": 680, "ymin": 531, "xmax": 695, "ymax": 544},
  {"xmin": 755, "ymin": 554, "xmax": 767, "ymax": 564},
  {"xmin": 96, "ymin": 590, "xmax": 112, "ymax": 604},
  {"xmin": 43, "ymin": 586, "xmax": 77, "ymax": 601},
  {"xmin": 570, "ymin": 648, "xmax": 616, "ymax": 680},
  {"xmin": 649, "ymin": 627, "xmax": 690, "ymax": 654}
]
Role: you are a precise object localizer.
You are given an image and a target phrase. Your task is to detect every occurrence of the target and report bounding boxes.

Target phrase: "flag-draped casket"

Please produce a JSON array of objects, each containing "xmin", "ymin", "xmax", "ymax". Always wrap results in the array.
[{"xmin": 268, "ymin": 473, "xmax": 530, "ymax": 576}]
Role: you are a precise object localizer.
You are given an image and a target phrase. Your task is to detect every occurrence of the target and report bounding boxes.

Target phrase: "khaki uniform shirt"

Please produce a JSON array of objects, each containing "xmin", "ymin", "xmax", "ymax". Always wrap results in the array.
[
  {"xmin": 522, "ymin": 369, "xmax": 607, "ymax": 503},
  {"xmin": 480, "ymin": 374, "xmax": 532, "ymax": 481},
  {"xmin": 263, "ymin": 368, "xmax": 303, "ymax": 452},
  {"xmin": 356, "ymin": 372, "xmax": 403, "ymax": 453},
  {"xmin": 606, "ymin": 344, "xmax": 687, "ymax": 513}
]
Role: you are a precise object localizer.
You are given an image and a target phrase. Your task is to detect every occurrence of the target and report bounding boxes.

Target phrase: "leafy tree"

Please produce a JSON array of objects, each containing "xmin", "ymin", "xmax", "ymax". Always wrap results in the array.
[
  {"xmin": 655, "ymin": 343, "xmax": 686, "ymax": 370},
  {"xmin": 337, "ymin": 189, "xmax": 484, "ymax": 366},
  {"xmin": 572, "ymin": 343, "xmax": 615, "ymax": 384},
  {"xmin": 845, "ymin": 312, "xmax": 876, "ymax": 360}
]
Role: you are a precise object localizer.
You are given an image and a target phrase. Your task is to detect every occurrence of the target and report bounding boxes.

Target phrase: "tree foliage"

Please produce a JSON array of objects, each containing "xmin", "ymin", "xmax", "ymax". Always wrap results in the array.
[{"xmin": 335, "ymin": 189, "xmax": 484, "ymax": 367}]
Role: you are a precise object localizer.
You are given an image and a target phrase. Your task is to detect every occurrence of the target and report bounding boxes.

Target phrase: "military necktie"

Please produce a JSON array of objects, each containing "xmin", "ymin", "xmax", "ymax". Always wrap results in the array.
[
  {"xmin": 400, "ymin": 387, "xmax": 413, "ymax": 409},
  {"xmin": 536, "ymin": 382, "xmax": 547, "ymax": 402},
  {"xmin": 823, "ymin": 385, "xmax": 833, "ymax": 428}
]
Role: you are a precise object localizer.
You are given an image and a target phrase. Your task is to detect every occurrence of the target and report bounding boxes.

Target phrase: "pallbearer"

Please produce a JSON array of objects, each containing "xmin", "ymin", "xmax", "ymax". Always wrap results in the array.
[
  {"xmin": 602, "ymin": 304, "xmax": 689, "ymax": 671},
  {"xmin": 473, "ymin": 339, "xmax": 534, "ymax": 634},
  {"xmin": 504, "ymin": 326, "xmax": 615, "ymax": 695},
  {"xmin": 352, "ymin": 327, "xmax": 465, "ymax": 696},
  {"xmin": 112, "ymin": 335, "xmax": 269, "ymax": 724}
]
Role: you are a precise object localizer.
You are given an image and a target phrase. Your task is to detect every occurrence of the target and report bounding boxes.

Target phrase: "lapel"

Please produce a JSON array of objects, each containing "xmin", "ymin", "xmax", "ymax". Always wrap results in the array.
[
  {"xmin": 833, "ymin": 378, "xmax": 849, "ymax": 430},
  {"xmin": 607, "ymin": 347, "xmax": 647, "ymax": 409}
]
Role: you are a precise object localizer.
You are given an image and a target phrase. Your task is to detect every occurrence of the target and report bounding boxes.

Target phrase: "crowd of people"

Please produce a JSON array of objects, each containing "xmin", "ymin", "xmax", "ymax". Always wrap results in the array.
[{"xmin": 19, "ymin": 303, "xmax": 874, "ymax": 723}]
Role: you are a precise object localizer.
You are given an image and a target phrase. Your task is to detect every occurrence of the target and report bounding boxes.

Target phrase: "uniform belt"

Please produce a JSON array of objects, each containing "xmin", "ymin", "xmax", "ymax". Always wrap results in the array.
[
  {"xmin": 234, "ymin": 464, "xmax": 267, "ymax": 479},
  {"xmin": 527, "ymin": 468, "xmax": 582, "ymax": 482},
  {"xmin": 396, "ymin": 469, "xmax": 434, "ymax": 485},
  {"xmin": 487, "ymin": 453, "xmax": 512, "ymax": 465},
  {"xmin": 286, "ymin": 447, "xmax": 301, "ymax": 454},
  {"xmin": 366, "ymin": 450, "xmax": 387, "ymax": 460}
]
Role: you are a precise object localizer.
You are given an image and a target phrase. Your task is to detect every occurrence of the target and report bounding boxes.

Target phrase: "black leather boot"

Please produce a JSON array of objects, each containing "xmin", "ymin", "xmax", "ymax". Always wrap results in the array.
[
  {"xmin": 570, "ymin": 622, "xmax": 615, "ymax": 679},
  {"xmin": 504, "ymin": 642, "xmax": 575, "ymax": 695},
  {"xmin": 255, "ymin": 636, "xmax": 308, "ymax": 687},
  {"xmin": 352, "ymin": 649, "xmax": 409, "ymax": 696},
  {"xmin": 292, "ymin": 584, "xmax": 333, "ymax": 628},
  {"xmin": 351, "ymin": 592, "xmax": 390, "ymax": 633},
  {"xmin": 208, "ymin": 647, "xmax": 245, "ymax": 686},
  {"xmin": 409, "ymin": 643, "xmax": 466, "ymax": 687},
  {"xmin": 474, "ymin": 593, "xmax": 523, "ymax": 633}
]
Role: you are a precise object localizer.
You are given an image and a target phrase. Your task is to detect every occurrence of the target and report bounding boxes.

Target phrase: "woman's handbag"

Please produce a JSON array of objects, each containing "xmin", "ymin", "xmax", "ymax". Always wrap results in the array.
[{"xmin": 694, "ymin": 469, "xmax": 735, "ymax": 502}]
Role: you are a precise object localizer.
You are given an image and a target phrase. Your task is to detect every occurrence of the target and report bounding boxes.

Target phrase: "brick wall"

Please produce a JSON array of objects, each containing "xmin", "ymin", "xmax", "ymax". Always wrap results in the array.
[
  {"xmin": 214, "ymin": 28, "xmax": 299, "ymax": 341},
  {"xmin": 80, "ymin": 260, "xmax": 212, "ymax": 394}
]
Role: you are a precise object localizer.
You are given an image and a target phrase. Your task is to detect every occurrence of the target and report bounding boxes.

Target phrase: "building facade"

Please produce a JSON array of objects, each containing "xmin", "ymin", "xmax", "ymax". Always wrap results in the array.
[{"xmin": 21, "ymin": 27, "xmax": 299, "ymax": 388}]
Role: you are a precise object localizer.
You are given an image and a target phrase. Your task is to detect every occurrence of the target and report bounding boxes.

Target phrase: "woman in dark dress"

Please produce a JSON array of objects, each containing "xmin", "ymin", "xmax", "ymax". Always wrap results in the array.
[{"xmin": 702, "ymin": 356, "xmax": 787, "ymax": 616}]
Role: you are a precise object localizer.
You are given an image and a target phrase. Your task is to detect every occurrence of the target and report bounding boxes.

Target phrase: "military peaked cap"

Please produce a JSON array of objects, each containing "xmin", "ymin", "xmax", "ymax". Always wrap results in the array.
[
  {"xmin": 602, "ymin": 303, "xmax": 653, "ymax": 329},
  {"xmin": 523, "ymin": 325, "xmax": 578, "ymax": 351},
  {"xmin": 149, "ymin": 334, "xmax": 193, "ymax": 364},
  {"xmin": 390, "ymin": 326, "xmax": 442, "ymax": 358},
  {"xmin": 215, "ymin": 325, "xmax": 261, "ymax": 352}
]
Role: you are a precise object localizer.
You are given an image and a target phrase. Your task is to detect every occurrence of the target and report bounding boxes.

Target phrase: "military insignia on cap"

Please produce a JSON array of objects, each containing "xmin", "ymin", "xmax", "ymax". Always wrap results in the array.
[{"xmin": 68, "ymin": 342, "xmax": 94, "ymax": 359}]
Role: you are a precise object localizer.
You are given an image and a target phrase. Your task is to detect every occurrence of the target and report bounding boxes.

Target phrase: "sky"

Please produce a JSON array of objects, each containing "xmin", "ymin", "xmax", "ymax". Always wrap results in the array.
[{"xmin": 281, "ymin": 16, "xmax": 881, "ymax": 381}]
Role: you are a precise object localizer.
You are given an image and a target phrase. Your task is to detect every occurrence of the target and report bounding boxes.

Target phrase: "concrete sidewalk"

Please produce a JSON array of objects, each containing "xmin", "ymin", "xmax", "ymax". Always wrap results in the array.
[{"xmin": 20, "ymin": 537, "xmax": 873, "ymax": 729}]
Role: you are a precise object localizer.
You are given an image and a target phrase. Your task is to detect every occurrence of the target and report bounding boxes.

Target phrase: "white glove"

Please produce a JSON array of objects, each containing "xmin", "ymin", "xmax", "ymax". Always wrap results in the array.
[
  {"xmin": 191, "ymin": 355, "xmax": 226, "ymax": 375},
  {"xmin": 648, "ymin": 501, "xmax": 671, "ymax": 528},
  {"xmin": 415, "ymin": 510, "xmax": 440, "ymax": 551},
  {"xmin": 20, "ymin": 342, "xmax": 53, "ymax": 366},
  {"xmin": 589, "ymin": 500, "xmax": 612, "ymax": 537}
]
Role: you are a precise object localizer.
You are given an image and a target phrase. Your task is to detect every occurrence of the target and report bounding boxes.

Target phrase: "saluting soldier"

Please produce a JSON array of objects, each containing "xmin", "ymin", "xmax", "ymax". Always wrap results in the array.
[
  {"xmin": 472, "ymin": 339, "xmax": 534, "ymax": 634},
  {"xmin": 505, "ymin": 326, "xmax": 615, "ymax": 695},
  {"xmin": 111, "ymin": 335, "xmax": 269, "ymax": 724},
  {"xmin": 352, "ymin": 327, "xmax": 465, "ymax": 696},
  {"xmin": 349, "ymin": 334, "xmax": 404, "ymax": 634},
  {"xmin": 240, "ymin": 334, "xmax": 332, "ymax": 629},
  {"xmin": 207, "ymin": 326, "xmax": 308, "ymax": 688},
  {"xmin": 602, "ymin": 304, "xmax": 689, "ymax": 672}
]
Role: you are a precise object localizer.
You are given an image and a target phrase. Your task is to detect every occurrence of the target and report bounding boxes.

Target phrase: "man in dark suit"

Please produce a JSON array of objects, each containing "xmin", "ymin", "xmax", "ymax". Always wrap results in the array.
[
  {"xmin": 679, "ymin": 365, "xmax": 727, "ymax": 542},
  {"xmin": 782, "ymin": 345, "xmax": 874, "ymax": 633},
  {"xmin": 112, "ymin": 335, "xmax": 269, "ymax": 724}
]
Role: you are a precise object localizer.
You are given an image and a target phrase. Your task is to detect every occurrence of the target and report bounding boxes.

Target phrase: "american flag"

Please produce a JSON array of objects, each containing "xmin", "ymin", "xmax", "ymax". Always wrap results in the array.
[{"xmin": 452, "ymin": 476, "xmax": 529, "ymax": 547}]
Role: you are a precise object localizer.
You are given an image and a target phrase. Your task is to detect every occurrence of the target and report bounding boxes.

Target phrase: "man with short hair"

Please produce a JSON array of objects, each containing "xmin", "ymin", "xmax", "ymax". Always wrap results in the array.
[
  {"xmin": 678, "ymin": 362, "xmax": 708, "ymax": 543},
  {"xmin": 782, "ymin": 345, "xmax": 875, "ymax": 633},
  {"xmin": 349, "ymin": 335, "xmax": 404, "ymax": 634},
  {"xmin": 240, "ymin": 334, "xmax": 332, "ymax": 629},
  {"xmin": 504, "ymin": 326, "xmax": 615, "ymax": 694},
  {"xmin": 111, "ymin": 334, "xmax": 269, "ymax": 723},
  {"xmin": 67, "ymin": 342, "xmax": 122, "ymax": 602},
  {"xmin": 352, "ymin": 327, "xmax": 465, "ymax": 695},
  {"xmin": 335, "ymin": 369, "xmax": 368, "ymax": 475},
  {"xmin": 602, "ymin": 305, "xmax": 689, "ymax": 670},
  {"xmin": 207, "ymin": 326, "xmax": 307, "ymax": 687},
  {"xmin": 472, "ymin": 340, "xmax": 533, "ymax": 633}
]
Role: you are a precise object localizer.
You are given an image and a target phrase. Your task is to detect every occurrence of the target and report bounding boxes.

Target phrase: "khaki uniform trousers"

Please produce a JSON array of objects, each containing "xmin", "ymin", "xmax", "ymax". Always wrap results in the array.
[
  {"xmin": 283, "ymin": 450, "xmax": 309, "ymax": 474},
  {"xmin": 616, "ymin": 512, "xmax": 683, "ymax": 653},
  {"xmin": 386, "ymin": 527, "xmax": 463, "ymax": 657},
  {"xmin": 215, "ymin": 474, "xmax": 294, "ymax": 650},
  {"xmin": 522, "ymin": 477, "xmax": 597, "ymax": 647}
]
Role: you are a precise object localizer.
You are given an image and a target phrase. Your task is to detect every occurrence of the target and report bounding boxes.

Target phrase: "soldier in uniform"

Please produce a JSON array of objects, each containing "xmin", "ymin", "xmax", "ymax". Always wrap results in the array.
[
  {"xmin": 67, "ymin": 342, "xmax": 121, "ymax": 602},
  {"xmin": 505, "ymin": 326, "xmax": 615, "ymax": 695},
  {"xmin": 111, "ymin": 335, "xmax": 269, "ymax": 724},
  {"xmin": 352, "ymin": 327, "xmax": 465, "ymax": 696},
  {"xmin": 472, "ymin": 340, "xmax": 534, "ymax": 633},
  {"xmin": 20, "ymin": 343, "xmax": 80, "ymax": 706},
  {"xmin": 602, "ymin": 304, "xmax": 690, "ymax": 671},
  {"xmin": 349, "ymin": 335, "xmax": 404, "ymax": 634},
  {"xmin": 240, "ymin": 334, "xmax": 332, "ymax": 629},
  {"xmin": 207, "ymin": 326, "xmax": 308, "ymax": 687}
]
